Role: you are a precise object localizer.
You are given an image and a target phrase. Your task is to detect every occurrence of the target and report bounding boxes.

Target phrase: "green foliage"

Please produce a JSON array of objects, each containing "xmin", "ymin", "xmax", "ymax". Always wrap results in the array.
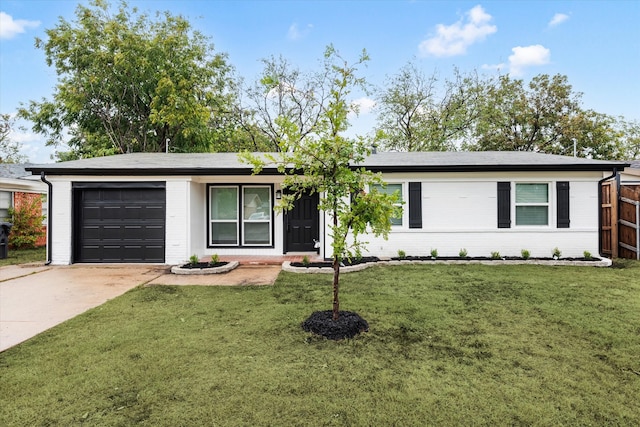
[
  {"xmin": 491, "ymin": 251, "xmax": 501, "ymax": 260},
  {"xmin": 189, "ymin": 254, "xmax": 199, "ymax": 266},
  {"xmin": 0, "ymin": 247, "xmax": 45, "ymax": 267},
  {"xmin": 241, "ymin": 46, "xmax": 400, "ymax": 320},
  {"xmin": 397, "ymin": 249, "xmax": 406, "ymax": 259},
  {"xmin": 552, "ymin": 247, "xmax": 562, "ymax": 259},
  {"xmin": 583, "ymin": 250, "xmax": 592, "ymax": 260},
  {"xmin": 521, "ymin": 249, "xmax": 531, "ymax": 260},
  {"xmin": 301, "ymin": 255, "xmax": 310, "ymax": 266},
  {"xmin": 0, "ymin": 114, "xmax": 27, "ymax": 163},
  {"xmin": 7, "ymin": 197, "xmax": 45, "ymax": 250},
  {"xmin": 210, "ymin": 254, "xmax": 219, "ymax": 264},
  {"xmin": 374, "ymin": 63, "xmax": 481, "ymax": 152},
  {"xmin": 458, "ymin": 248, "xmax": 468, "ymax": 258},
  {"xmin": 18, "ymin": 0, "xmax": 243, "ymax": 159},
  {"xmin": 430, "ymin": 248, "xmax": 438, "ymax": 258}
]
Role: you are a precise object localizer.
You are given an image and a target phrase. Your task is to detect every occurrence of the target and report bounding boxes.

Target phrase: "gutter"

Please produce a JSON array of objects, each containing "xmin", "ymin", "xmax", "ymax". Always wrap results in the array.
[
  {"xmin": 40, "ymin": 172, "xmax": 52, "ymax": 265},
  {"xmin": 598, "ymin": 168, "xmax": 619, "ymax": 259}
]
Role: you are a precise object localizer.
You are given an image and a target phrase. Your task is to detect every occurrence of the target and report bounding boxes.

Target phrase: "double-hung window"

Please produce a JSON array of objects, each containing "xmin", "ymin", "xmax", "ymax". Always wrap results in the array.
[
  {"xmin": 371, "ymin": 183, "xmax": 403, "ymax": 226},
  {"xmin": 515, "ymin": 183, "xmax": 549, "ymax": 226},
  {"xmin": 209, "ymin": 185, "xmax": 272, "ymax": 246},
  {"xmin": 0, "ymin": 191, "xmax": 11, "ymax": 221}
]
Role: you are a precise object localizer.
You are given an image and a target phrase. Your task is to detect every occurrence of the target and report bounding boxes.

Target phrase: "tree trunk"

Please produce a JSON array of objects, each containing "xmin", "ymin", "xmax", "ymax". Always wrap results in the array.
[{"xmin": 332, "ymin": 255, "xmax": 340, "ymax": 321}]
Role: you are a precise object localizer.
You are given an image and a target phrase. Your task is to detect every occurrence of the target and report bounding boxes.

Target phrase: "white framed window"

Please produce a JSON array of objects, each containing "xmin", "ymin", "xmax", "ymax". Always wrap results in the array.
[
  {"xmin": 208, "ymin": 185, "xmax": 272, "ymax": 247},
  {"xmin": 371, "ymin": 183, "xmax": 403, "ymax": 226},
  {"xmin": 515, "ymin": 183, "xmax": 549, "ymax": 226},
  {"xmin": 0, "ymin": 191, "xmax": 12, "ymax": 221}
]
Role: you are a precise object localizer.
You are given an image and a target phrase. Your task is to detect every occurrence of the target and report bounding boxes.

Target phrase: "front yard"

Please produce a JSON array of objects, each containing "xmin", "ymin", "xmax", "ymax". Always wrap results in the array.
[{"xmin": 1, "ymin": 262, "xmax": 639, "ymax": 426}]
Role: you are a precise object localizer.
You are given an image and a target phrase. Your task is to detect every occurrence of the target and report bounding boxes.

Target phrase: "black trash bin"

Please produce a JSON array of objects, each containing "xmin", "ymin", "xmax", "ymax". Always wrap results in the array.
[{"xmin": 0, "ymin": 222, "xmax": 12, "ymax": 259}]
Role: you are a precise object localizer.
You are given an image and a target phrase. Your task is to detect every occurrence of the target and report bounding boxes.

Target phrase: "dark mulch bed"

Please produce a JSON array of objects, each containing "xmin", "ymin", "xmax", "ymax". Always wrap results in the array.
[
  {"xmin": 391, "ymin": 256, "xmax": 599, "ymax": 262},
  {"xmin": 302, "ymin": 310, "xmax": 369, "ymax": 340},
  {"xmin": 291, "ymin": 256, "xmax": 379, "ymax": 268},
  {"xmin": 179, "ymin": 262, "xmax": 229, "ymax": 269}
]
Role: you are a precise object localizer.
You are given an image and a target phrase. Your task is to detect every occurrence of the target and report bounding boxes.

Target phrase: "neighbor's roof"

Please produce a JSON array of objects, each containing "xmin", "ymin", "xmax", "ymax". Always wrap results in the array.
[
  {"xmin": 25, "ymin": 151, "xmax": 630, "ymax": 176},
  {"xmin": 0, "ymin": 163, "xmax": 36, "ymax": 179}
]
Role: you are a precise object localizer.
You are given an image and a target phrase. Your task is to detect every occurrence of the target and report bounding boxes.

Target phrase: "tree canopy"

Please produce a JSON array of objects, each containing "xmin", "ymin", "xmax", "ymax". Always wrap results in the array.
[
  {"xmin": 18, "ymin": 0, "xmax": 242, "ymax": 159},
  {"xmin": 0, "ymin": 114, "xmax": 27, "ymax": 164}
]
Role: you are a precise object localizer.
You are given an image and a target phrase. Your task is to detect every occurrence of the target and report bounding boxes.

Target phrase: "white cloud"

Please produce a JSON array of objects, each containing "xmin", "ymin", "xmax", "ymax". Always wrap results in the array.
[
  {"xmin": 481, "ymin": 63, "xmax": 505, "ymax": 73},
  {"xmin": 548, "ymin": 13, "xmax": 569, "ymax": 27},
  {"xmin": 287, "ymin": 23, "xmax": 313, "ymax": 41},
  {"xmin": 508, "ymin": 45, "xmax": 551, "ymax": 76},
  {"xmin": 351, "ymin": 97, "xmax": 376, "ymax": 115},
  {"xmin": 418, "ymin": 5, "xmax": 497, "ymax": 57},
  {"xmin": 0, "ymin": 11, "xmax": 40, "ymax": 39}
]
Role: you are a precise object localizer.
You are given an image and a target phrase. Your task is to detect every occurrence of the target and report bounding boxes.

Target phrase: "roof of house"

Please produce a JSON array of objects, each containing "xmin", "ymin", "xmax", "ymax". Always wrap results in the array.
[
  {"xmin": 25, "ymin": 151, "xmax": 630, "ymax": 176},
  {"xmin": 0, "ymin": 163, "xmax": 35, "ymax": 179}
]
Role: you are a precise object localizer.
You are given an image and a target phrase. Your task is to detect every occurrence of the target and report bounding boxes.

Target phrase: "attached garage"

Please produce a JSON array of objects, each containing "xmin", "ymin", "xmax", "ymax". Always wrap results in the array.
[{"xmin": 73, "ymin": 182, "xmax": 166, "ymax": 263}]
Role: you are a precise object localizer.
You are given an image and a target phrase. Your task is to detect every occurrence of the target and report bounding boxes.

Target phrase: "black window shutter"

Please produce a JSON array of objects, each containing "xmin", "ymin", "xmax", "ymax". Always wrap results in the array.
[
  {"xmin": 556, "ymin": 181, "xmax": 570, "ymax": 228},
  {"xmin": 408, "ymin": 182, "xmax": 422, "ymax": 229},
  {"xmin": 497, "ymin": 182, "xmax": 511, "ymax": 228}
]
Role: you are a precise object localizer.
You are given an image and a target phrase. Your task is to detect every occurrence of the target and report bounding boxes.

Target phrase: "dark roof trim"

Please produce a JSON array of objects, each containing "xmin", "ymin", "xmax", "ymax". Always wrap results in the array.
[
  {"xmin": 363, "ymin": 164, "xmax": 627, "ymax": 173},
  {"xmin": 26, "ymin": 167, "xmax": 285, "ymax": 176}
]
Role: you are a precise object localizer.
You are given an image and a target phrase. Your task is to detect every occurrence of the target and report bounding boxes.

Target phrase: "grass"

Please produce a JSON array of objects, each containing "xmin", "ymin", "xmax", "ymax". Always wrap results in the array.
[
  {"xmin": 0, "ymin": 246, "xmax": 46, "ymax": 267},
  {"xmin": 1, "ymin": 262, "xmax": 639, "ymax": 426}
]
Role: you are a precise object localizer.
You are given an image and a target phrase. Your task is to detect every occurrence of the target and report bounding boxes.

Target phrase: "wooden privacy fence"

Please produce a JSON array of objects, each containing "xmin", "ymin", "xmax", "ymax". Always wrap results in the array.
[{"xmin": 601, "ymin": 181, "xmax": 640, "ymax": 259}]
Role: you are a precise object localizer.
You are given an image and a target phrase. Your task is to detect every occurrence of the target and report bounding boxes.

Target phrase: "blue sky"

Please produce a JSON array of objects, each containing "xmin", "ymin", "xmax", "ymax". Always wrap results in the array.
[{"xmin": 1, "ymin": 0, "xmax": 639, "ymax": 163}]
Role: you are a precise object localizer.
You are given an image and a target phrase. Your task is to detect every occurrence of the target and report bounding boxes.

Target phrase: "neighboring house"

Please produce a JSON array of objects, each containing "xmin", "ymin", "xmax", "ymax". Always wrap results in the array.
[
  {"xmin": 620, "ymin": 160, "xmax": 640, "ymax": 184},
  {"xmin": 26, "ymin": 152, "xmax": 628, "ymax": 265},
  {"xmin": 0, "ymin": 164, "xmax": 48, "ymax": 247}
]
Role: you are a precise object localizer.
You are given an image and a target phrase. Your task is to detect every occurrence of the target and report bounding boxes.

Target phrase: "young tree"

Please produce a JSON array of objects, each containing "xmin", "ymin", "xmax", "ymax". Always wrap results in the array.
[
  {"xmin": 242, "ymin": 46, "xmax": 400, "ymax": 326},
  {"xmin": 18, "ymin": 0, "xmax": 240, "ymax": 159},
  {"xmin": 0, "ymin": 114, "xmax": 27, "ymax": 164}
]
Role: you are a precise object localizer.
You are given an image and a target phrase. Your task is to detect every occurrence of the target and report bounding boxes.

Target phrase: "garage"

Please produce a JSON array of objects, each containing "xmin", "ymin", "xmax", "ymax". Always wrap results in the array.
[{"xmin": 73, "ymin": 182, "xmax": 166, "ymax": 263}]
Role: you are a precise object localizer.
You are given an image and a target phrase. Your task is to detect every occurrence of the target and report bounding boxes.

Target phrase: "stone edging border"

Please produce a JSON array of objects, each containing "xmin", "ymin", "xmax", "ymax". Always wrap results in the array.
[
  {"xmin": 282, "ymin": 257, "xmax": 612, "ymax": 274},
  {"xmin": 171, "ymin": 261, "xmax": 239, "ymax": 275}
]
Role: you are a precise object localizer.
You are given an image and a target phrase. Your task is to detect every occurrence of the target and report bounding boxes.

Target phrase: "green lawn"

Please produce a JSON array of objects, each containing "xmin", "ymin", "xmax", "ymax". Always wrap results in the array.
[
  {"xmin": 1, "ymin": 262, "xmax": 639, "ymax": 426},
  {"xmin": 0, "ymin": 246, "xmax": 46, "ymax": 267}
]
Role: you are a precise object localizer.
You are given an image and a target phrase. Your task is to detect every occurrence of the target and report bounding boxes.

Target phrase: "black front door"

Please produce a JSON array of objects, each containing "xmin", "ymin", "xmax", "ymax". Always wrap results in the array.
[{"xmin": 285, "ymin": 192, "xmax": 319, "ymax": 252}]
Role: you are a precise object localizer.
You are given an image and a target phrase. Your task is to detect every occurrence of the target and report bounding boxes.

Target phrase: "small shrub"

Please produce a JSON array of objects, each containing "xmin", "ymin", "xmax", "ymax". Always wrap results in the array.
[
  {"xmin": 189, "ymin": 254, "xmax": 200, "ymax": 266},
  {"xmin": 430, "ymin": 248, "xmax": 438, "ymax": 259},
  {"xmin": 210, "ymin": 254, "xmax": 220, "ymax": 264},
  {"xmin": 459, "ymin": 248, "xmax": 468, "ymax": 258},
  {"xmin": 552, "ymin": 247, "xmax": 562, "ymax": 259},
  {"xmin": 7, "ymin": 196, "xmax": 46, "ymax": 249},
  {"xmin": 491, "ymin": 251, "xmax": 501, "ymax": 260},
  {"xmin": 397, "ymin": 249, "xmax": 406, "ymax": 259},
  {"xmin": 521, "ymin": 249, "xmax": 530, "ymax": 260},
  {"xmin": 302, "ymin": 255, "xmax": 310, "ymax": 266},
  {"xmin": 583, "ymin": 250, "xmax": 592, "ymax": 260}
]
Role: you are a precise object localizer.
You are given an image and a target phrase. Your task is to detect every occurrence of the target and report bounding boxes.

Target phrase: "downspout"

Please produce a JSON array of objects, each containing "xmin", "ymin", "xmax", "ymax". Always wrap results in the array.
[
  {"xmin": 40, "ymin": 172, "xmax": 52, "ymax": 265},
  {"xmin": 598, "ymin": 168, "xmax": 618, "ymax": 259}
]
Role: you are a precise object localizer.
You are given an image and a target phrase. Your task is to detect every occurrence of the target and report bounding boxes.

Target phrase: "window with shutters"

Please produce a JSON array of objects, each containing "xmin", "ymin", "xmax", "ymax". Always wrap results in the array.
[{"xmin": 515, "ymin": 183, "xmax": 549, "ymax": 226}]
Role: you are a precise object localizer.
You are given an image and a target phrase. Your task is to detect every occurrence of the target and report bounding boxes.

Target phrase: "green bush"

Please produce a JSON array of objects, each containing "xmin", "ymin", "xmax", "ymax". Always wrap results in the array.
[
  {"xmin": 397, "ymin": 249, "xmax": 406, "ymax": 259},
  {"xmin": 521, "ymin": 249, "xmax": 530, "ymax": 260},
  {"xmin": 459, "ymin": 248, "xmax": 468, "ymax": 258}
]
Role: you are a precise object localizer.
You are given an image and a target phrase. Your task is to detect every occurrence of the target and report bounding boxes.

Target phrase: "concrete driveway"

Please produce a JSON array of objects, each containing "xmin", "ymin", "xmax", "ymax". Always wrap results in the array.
[
  {"xmin": 0, "ymin": 264, "xmax": 166, "ymax": 352},
  {"xmin": 0, "ymin": 263, "xmax": 283, "ymax": 352}
]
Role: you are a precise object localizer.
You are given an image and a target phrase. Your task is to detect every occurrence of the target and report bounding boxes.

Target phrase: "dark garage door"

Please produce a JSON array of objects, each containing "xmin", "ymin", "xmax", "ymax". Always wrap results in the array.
[{"xmin": 74, "ymin": 183, "xmax": 166, "ymax": 263}]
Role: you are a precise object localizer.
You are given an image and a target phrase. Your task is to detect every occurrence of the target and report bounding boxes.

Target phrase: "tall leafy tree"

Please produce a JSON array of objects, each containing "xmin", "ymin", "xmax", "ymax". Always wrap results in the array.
[
  {"xmin": 374, "ymin": 63, "xmax": 482, "ymax": 152},
  {"xmin": 0, "ymin": 114, "xmax": 27, "ymax": 163},
  {"xmin": 18, "ymin": 0, "xmax": 240, "ymax": 159},
  {"xmin": 466, "ymin": 73, "xmax": 627, "ymax": 159},
  {"xmin": 242, "ymin": 46, "xmax": 400, "ymax": 325}
]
